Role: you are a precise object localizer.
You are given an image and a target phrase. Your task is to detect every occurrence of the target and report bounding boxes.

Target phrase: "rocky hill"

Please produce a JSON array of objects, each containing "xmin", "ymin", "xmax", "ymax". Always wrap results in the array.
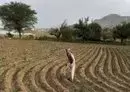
[{"xmin": 94, "ymin": 14, "xmax": 130, "ymax": 28}]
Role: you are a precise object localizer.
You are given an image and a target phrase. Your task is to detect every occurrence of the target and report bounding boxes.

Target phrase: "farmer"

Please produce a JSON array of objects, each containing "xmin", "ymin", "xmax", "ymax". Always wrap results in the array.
[{"xmin": 65, "ymin": 48, "xmax": 76, "ymax": 82}]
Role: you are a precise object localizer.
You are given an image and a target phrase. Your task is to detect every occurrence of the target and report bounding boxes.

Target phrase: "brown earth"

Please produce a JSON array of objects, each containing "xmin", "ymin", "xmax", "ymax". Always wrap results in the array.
[{"xmin": 0, "ymin": 39, "xmax": 130, "ymax": 92}]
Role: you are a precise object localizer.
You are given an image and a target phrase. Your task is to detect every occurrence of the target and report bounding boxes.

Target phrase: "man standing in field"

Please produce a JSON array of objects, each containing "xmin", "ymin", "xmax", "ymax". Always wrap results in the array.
[{"xmin": 65, "ymin": 48, "xmax": 76, "ymax": 82}]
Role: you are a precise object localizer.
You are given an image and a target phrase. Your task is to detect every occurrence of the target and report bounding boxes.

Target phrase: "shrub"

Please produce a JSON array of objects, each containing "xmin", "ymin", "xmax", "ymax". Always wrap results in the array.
[
  {"xmin": 36, "ymin": 36, "xmax": 48, "ymax": 40},
  {"xmin": 102, "ymin": 28, "xmax": 113, "ymax": 42},
  {"xmin": 49, "ymin": 28, "xmax": 61, "ymax": 40},
  {"xmin": 6, "ymin": 32, "xmax": 14, "ymax": 38},
  {"xmin": 61, "ymin": 27, "xmax": 73, "ymax": 41}
]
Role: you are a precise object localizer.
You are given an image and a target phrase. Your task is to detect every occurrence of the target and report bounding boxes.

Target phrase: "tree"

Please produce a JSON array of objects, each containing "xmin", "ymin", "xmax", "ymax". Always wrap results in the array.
[
  {"xmin": 112, "ymin": 27, "xmax": 118, "ymax": 41},
  {"xmin": 102, "ymin": 28, "xmax": 113, "ymax": 42},
  {"xmin": 50, "ymin": 20, "xmax": 73, "ymax": 41},
  {"xmin": 88, "ymin": 22, "xmax": 102, "ymax": 41},
  {"xmin": 50, "ymin": 28, "xmax": 61, "ymax": 41},
  {"xmin": 60, "ymin": 20, "xmax": 73, "ymax": 41},
  {"xmin": 113, "ymin": 22, "xmax": 130, "ymax": 44},
  {"xmin": 60, "ymin": 27, "xmax": 73, "ymax": 41},
  {"xmin": 74, "ymin": 18, "xmax": 89, "ymax": 42},
  {"xmin": 0, "ymin": 2, "xmax": 37, "ymax": 38}
]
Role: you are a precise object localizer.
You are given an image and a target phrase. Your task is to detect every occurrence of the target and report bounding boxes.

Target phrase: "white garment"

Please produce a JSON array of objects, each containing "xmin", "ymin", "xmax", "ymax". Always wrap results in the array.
[
  {"xmin": 65, "ymin": 49, "xmax": 76, "ymax": 81},
  {"xmin": 66, "ymin": 53, "xmax": 76, "ymax": 81}
]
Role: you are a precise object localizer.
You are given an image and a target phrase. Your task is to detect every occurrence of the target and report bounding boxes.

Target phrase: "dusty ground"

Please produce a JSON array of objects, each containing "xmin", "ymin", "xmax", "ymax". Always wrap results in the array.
[{"xmin": 0, "ymin": 39, "xmax": 130, "ymax": 92}]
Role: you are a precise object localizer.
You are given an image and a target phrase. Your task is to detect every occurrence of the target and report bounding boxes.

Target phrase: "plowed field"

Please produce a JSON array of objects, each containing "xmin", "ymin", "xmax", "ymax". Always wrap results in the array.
[{"xmin": 0, "ymin": 39, "xmax": 130, "ymax": 92}]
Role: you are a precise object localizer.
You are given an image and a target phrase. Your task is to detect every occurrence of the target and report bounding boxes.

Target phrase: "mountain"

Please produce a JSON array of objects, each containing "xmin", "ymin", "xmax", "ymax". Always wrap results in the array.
[{"xmin": 94, "ymin": 14, "xmax": 130, "ymax": 28}]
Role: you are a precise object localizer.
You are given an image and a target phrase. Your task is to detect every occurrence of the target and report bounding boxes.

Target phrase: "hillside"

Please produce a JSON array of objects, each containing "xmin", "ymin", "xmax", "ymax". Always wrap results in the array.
[{"xmin": 94, "ymin": 14, "xmax": 130, "ymax": 28}]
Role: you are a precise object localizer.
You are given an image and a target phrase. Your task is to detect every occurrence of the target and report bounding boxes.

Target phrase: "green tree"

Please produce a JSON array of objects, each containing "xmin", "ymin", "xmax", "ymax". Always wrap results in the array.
[
  {"xmin": 50, "ymin": 20, "xmax": 73, "ymax": 41},
  {"xmin": 88, "ymin": 22, "xmax": 102, "ymax": 41},
  {"xmin": 74, "ymin": 18, "xmax": 89, "ymax": 42},
  {"xmin": 60, "ymin": 20, "xmax": 73, "ymax": 41},
  {"xmin": 113, "ymin": 22, "xmax": 130, "ymax": 44},
  {"xmin": 61, "ymin": 27, "xmax": 73, "ymax": 41},
  {"xmin": 0, "ymin": 2, "xmax": 37, "ymax": 38},
  {"xmin": 112, "ymin": 27, "xmax": 118, "ymax": 41},
  {"xmin": 102, "ymin": 28, "xmax": 113, "ymax": 42}
]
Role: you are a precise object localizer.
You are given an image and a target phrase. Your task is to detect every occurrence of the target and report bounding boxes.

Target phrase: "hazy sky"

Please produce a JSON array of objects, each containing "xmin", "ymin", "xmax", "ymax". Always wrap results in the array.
[{"xmin": 0, "ymin": 0, "xmax": 130, "ymax": 28}]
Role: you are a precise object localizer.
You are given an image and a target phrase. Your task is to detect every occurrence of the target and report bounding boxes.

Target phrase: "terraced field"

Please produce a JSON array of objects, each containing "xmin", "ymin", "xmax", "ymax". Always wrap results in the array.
[{"xmin": 0, "ymin": 39, "xmax": 130, "ymax": 92}]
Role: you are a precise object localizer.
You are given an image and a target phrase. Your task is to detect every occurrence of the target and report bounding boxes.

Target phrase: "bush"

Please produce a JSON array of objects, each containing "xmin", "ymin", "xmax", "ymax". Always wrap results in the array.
[
  {"xmin": 21, "ymin": 34, "xmax": 35, "ymax": 40},
  {"xmin": 35, "ymin": 36, "xmax": 48, "ymax": 40},
  {"xmin": 102, "ymin": 28, "xmax": 113, "ymax": 42},
  {"xmin": 35, "ymin": 36, "xmax": 56, "ymax": 41},
  {"xmin": 49, "ymin": 28, "xmax": 61, "ymax": 40},
  {"xmin": 61, "ymin": 27, "xmax": 73, "ymax": 41},
  {"xmin": 49, "ymin": 20, "xmax": 74, "ymax": 42},
  {"xmin": 6, "ymin": 32, "xmax": 14, "ymax": 38}
]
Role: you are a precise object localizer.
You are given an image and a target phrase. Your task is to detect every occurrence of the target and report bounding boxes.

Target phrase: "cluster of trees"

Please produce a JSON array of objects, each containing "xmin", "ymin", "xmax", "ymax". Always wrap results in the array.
[
  {"xmin": 74, "ymin": 18, "xmax": 102, "ymax": 42},
  {"xmin": 0, "ymin": 1, "xmax": 130, "ymax": 44},
  {"xmin": 113, "ymin": 22, "xmax": 130, "ymax": 44},
  {"xmin": 50, "ymin": 18, "xmax": 102, "ymax": 42},
  {"xmin": 50, "ymin": 19, "xmax": 130, "ymax": 44}
]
